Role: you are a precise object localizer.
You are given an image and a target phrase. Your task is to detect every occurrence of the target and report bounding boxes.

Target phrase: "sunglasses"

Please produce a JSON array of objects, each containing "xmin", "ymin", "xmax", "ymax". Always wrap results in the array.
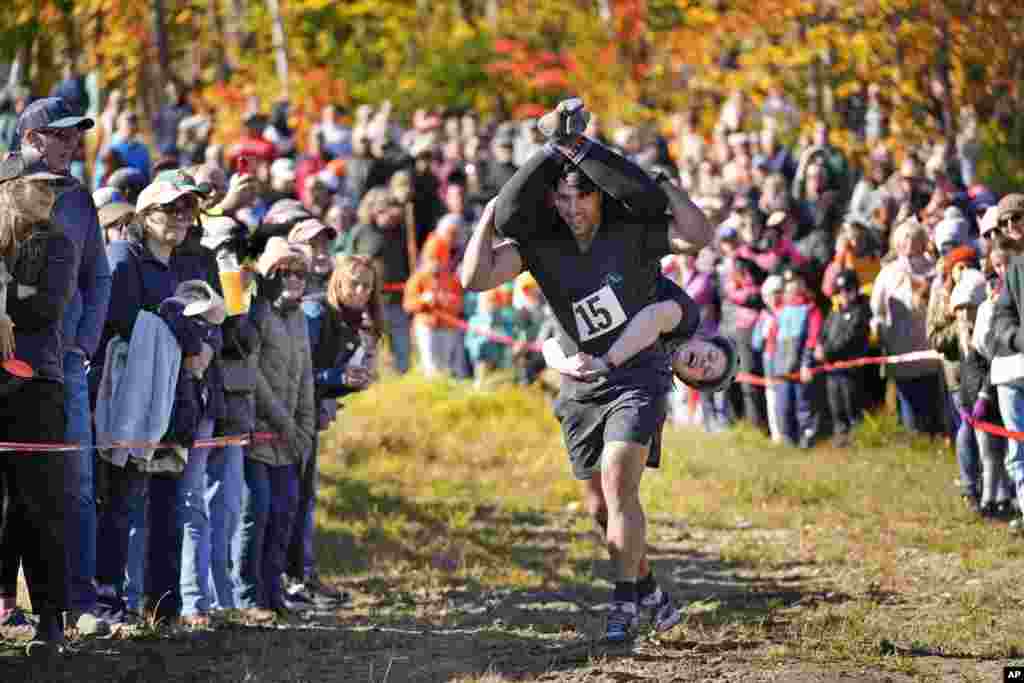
[
  {"xmin": 158, "ymin": 199, "xmax": 198, "ymax": 218},
  {"xmin": 999, "ymin": 213, "xmax": 1024, "ymax": 228},
  {"xmin": 37, "ymin": 127, "xmax": 80, "ymax": 143}
]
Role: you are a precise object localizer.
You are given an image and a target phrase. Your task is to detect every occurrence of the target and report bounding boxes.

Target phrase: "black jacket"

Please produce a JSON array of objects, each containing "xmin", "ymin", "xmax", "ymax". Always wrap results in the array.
[
  {"xmin": 821, "ymin": 294, "xmax": 871, "ymax": 363},
  {"xmin": 960, "ymin": 348, "xmax": 999, "ymax": 421}
]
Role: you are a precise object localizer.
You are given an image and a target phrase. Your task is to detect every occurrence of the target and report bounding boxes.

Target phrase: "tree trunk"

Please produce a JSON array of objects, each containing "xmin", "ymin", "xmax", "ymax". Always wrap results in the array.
[
  {"xmin": 266, "ymin": 0, "xmax": 290, "ymax": 98},
  {"xmin": 209, "ymin": 0, "xmax": 233, "ymax": 83},
  {"xmin": 151, "ymin": 0, "xmax": 172, "ymax": 102}
]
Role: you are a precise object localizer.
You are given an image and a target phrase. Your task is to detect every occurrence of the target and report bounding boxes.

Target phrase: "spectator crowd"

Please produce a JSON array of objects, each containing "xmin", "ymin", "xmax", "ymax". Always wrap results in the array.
[{"xmin": 0, "ymin": 68, "xmax": 1023, "ymax": 654}]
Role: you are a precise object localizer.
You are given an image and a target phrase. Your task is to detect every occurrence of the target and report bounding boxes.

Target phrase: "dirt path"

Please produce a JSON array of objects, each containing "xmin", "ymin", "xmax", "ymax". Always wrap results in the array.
[{"xmin": 0, "ymin": 511, "xmax": 1010, "ymax": 682}]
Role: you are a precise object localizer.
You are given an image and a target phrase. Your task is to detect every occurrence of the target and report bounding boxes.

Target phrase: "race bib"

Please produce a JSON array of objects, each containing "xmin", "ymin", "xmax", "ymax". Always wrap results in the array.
[{"xmin": 572, "ymin": 285, "xmax": 628, "ymax": 342}]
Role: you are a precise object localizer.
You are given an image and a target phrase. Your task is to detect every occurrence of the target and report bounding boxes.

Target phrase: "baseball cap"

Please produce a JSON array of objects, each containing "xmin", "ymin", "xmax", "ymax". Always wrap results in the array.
[
  {"xmin": 200, "ymin": 215, "xmax": 247, "ymax": 252},
  {"xmin": 135, "ymin": 179, "xmax": 203, "ymax": 214},
  {"xmin": 980, "ymin": 206, "xmax": 1001, "ymax": 238},
  {"xmin": 14, "ymin": 97, "xmax": 94, "ymax": 150},
  {"xmin": 998, "ymin": 193, "xmax": 1024, "ymax": 220},
  {"xmin": 288, "ymin": 218, "xmax": 338, "ymax": 245},
  {"xmin": 257, "ymin": 236, "xmax": 311, "ymax": 277},
  {"xmin": 97, "ymin": 201, "xmax": 135, "ymax": 229},
  {"xmin": 166, "ymin": 280, "xmax": 227, "ymax": 325}
]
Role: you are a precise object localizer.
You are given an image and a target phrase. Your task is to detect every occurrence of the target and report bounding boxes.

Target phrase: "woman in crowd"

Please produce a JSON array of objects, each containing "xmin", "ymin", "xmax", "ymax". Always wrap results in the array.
[
  {"xmin": 95, "ymin": 178, "xmax": 208, "ymax": 621},
  {"xmin": 285, "ymin": 254, "xmax": 381, "ymax": 607},
  {"xmin": 870, "ymin": 218, "xmax": 942, "ymax": 435},
  {"xmin": 237, "ymin": 237, "xmax": 315, "ymax": 614},
  {"xmin": 0, "ymin": 176, "xmax": 76, "ymax": 653}
]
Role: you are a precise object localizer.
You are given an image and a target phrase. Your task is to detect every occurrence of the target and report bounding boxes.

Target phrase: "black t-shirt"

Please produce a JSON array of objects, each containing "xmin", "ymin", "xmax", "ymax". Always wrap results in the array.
[
  {"xmin": 514, "ymin": 215, "xmax": 673, "ymax": 399},
  {"xmin": 350, "ymin": 222, "xmax": 410, "ymax": 301}
]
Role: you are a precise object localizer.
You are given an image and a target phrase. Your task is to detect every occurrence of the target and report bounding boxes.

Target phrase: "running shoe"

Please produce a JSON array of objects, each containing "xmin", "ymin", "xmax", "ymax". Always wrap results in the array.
[
  {"xmin": 604, "ymin": 601, "xmax": 639, "ymax": 643},
  {"xmin": 640, "ymin": 587, "xmax": 683, "ymax": 633}
]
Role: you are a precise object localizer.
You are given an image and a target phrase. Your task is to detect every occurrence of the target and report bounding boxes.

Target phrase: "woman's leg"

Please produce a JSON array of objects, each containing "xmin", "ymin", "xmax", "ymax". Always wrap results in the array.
[
  {"xmin": 179, "ymin": 419, "xmax": 215, "ymax": 617},
  {"xmin": 235, "ymin": 458, "xmax": 270, "ymax": 608},
  {"xmin": 264, "ymin": 465, "xmax": 300, "ymax": 610},
  {"xmin": 208, "ymin": 444, "xmax": 244, "ymax": 611}
]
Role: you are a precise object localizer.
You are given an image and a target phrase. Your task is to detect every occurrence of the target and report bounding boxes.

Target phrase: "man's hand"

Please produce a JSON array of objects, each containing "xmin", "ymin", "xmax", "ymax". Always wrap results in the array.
[
  {"xmin": 216, "ymin": 173, "xmax": 259, "ymax": 214},
  {"xmin": 344, "ymin": 366, "xmax": 372, "ymax": 390},
  {"xmin": 800, "ymin": 366, "xmax": 814, "ymax": 384}
]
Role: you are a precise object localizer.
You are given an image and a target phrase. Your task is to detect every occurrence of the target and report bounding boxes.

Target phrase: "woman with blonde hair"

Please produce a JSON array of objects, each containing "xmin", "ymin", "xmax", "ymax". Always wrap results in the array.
[
  {"xmin": 870, "ymin": 218, "xmax": 942, "ymax": 434},
  {"xmin": 281, "ymin": 254, "xmax": 380, "ymax": 609},
  {"xmin": 0, "ymin": 174, "xmax": 77, "ymax": 652}
]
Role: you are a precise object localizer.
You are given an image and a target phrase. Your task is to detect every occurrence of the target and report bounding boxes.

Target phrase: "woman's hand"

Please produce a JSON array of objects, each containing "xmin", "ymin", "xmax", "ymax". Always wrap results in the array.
[{"xmin": 0, "ymin": 315, "xmax": 15, "ymax": 360}]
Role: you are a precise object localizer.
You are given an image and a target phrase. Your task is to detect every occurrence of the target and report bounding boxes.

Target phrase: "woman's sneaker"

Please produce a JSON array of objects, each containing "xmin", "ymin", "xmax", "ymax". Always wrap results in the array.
[
  {"xmin": 640, "ymin": 587, "xmax": 683, "ymax": 633},
  {"xmin": 604, "ymin": 601, "xmax": 639, "ymax": 643}
]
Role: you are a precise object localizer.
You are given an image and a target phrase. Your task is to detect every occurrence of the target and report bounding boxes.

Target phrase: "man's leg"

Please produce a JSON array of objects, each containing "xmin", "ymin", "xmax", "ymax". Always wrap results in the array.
[
  {"xmin": 580, "ymin": 477, "xmax": 650, "ymax": 582},
  {"xmin": 598, "ymin": 440, "xmax": 648, "ymax": 642},
  {"xmin": 64, "ymin": 351, "xmax": 99, "ymax": 622}
]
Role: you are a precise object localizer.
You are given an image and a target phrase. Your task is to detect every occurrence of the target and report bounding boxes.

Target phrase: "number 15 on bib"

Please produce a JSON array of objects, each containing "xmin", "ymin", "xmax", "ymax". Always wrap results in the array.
[{"xmin": 573, "ymin": 285, "xmax": 628, "ymax": 342}]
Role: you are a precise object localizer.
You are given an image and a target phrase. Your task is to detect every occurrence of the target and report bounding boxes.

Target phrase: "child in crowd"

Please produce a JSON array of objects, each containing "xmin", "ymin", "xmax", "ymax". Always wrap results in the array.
[
  {"xmin": 819, "ymin": 269, "xmax": 871, "ymax": 447},
  {"xmin": 466, "ymin": 287, "xmax": 514, "ymax": 388},
  {"xmin": 767, "ymin": 267, "xmax": 823, "ymax": 448},
  {"xmin": 753, "ymin": 274, "xmax": 784, "ymax": 443}
]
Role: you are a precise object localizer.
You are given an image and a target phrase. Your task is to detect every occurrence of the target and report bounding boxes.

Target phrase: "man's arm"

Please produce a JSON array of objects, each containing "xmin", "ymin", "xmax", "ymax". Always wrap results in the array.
[
  {"xmin": 460, "ymin": 198, "xmax": 523, "ymax": 292},
  {"xmin": 60, "ymin": 188, "xmax": 112, "ymax": 358},
  {"xmin": 660, "ymin": 178, "xmax": 713, "ymax": 255}
]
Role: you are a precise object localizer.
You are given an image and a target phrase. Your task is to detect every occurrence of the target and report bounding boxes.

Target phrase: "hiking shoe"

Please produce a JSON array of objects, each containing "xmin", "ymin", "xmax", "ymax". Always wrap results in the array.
[
  {"xmin": 286, "ymin": 573, "xmax": 349, "ymax": 609},
  {"xmin": 25, "ymin": 638, "xmax": 68, "ymax": 659},
  {"xmin": 640, "ymin": 587, "xmax": 683, "ymax": 633},
  {"xmin": 604, "ymin": 601, "xmax": 639, "ymax": 643},
  {"xmin": 72, "ymin": 610, "xmax": 112, "ymax": 636}
]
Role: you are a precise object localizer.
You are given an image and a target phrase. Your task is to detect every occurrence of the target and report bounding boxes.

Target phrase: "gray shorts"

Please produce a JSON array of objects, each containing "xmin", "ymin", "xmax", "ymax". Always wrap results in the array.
[{"xmin": 553, "ymin": 387, "xmax": 668, "ymax": 480}]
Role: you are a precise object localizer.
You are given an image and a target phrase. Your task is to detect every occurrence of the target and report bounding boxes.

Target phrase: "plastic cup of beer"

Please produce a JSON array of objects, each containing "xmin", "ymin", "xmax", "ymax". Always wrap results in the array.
[{"xmin": 220, "ymin": 268, "xmax": 252, "ymax": 316}]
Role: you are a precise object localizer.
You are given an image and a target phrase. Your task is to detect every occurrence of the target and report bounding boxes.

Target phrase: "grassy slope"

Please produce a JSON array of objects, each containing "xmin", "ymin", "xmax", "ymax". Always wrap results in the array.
[{"xmin": 319, "ymin": 375, "xmax": 1024, "ymax": 672}]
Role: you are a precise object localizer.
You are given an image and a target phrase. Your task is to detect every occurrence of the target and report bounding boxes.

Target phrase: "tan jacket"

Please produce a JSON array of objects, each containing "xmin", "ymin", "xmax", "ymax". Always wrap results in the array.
[{"xmin": 250, "ymin": 298, "xmax": 315, "ymax": 467}]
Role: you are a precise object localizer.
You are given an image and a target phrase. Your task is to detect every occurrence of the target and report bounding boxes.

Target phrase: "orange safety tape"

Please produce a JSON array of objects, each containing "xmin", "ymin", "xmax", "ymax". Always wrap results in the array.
[
  {"xmin": 961, "ymin": 412, "xmax": 1024, "ymax": 442},
  {"xmin": 434, "ymin": 311, "xmax": 544, "ymax": 353},
  {"xmin": 0, "ymin": 431, "xmax": 279, "ymax": 455},
  {"xmin": 737, "ymin": 350, "xmax": 942, "ymax": 387}
]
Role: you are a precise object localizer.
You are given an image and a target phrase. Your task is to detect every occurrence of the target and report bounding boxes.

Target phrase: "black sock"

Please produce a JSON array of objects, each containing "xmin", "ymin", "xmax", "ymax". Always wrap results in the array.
[
  {"xmin": 613, "ymin": 581, "xmax": 637, "ymax": 604},
  {"xmin": 637, "ymin": 571, "xmax": 657, "ymax": 600}
]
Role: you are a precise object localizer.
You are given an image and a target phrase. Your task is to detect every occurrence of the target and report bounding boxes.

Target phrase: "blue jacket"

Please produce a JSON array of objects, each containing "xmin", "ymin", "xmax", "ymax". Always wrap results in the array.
[
  {"xmin": 771, "ymin": 301, "xmax": 821, "ymax": 377},
  {"xmin": 100, "ymin": 240, "xmax": 201, "ymax": 365},
  {"xmin": 19, "ymin": 158, "xmax": 112, "ymax": 362}
]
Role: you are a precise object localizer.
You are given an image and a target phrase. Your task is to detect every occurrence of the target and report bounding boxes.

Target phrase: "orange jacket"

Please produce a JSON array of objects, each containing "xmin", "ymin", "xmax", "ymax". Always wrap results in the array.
[{"xmin": 402, "ymin": 268, "xmax": 464, "ymax": 328}]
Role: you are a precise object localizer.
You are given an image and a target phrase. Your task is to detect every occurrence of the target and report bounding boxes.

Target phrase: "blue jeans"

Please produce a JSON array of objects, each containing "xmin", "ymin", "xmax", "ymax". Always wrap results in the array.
[
  {"xmin": 234, "ymin": 460, "xmax": 300, "ymax": 609},
  {"xmin": 381, "ymin": 302, "xmax": 411, "ymax": 374},
  {"xmin": 207, "ymin": 444, "xmax": 243, "ymax": 610},
  {"xmin": 953, "ymin": 392, "xmax": 980, "ymax": 498},
  {"xmin": 64, "ymin": 351, "xmax": 98, "ymax": 612},
  {"xmin": 775, "ymin": 379, "xmax": 818, "ymax": 445},
  {"xmin": 179, "ymin": 420, "xmax": 215, "ymax": 616},
  {"xmin": 997, "ymin": 384, "xmax": 1024, "ymax": 486},
  {"xmin": 288, "ymin": 437, "xmax": 317, "ymax": 580},
  {"xmin": 895, "ymin": 374, "xmax": 941, "ymax": 434},
  {"xmin": 95, "ymin": 462, "xmax": 149, "ymax": 611}
]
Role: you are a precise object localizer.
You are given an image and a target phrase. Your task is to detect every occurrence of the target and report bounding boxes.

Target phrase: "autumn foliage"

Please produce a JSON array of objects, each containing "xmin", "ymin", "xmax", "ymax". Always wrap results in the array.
[{"xmin": 4, "ymin": 0, "xmax": 1024, "ymax": 185}]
